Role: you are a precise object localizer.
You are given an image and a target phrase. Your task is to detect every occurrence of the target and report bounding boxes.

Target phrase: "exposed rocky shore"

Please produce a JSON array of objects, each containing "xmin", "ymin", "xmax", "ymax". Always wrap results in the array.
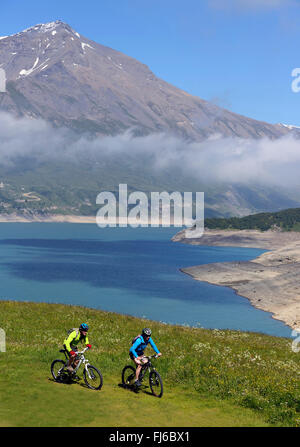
[{"xmin": 173, "ymin": 228, "xmax": 300, "ymax": 330}]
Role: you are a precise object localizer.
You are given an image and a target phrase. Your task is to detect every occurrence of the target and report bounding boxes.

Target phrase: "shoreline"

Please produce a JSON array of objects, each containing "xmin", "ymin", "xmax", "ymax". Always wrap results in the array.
[
  {"xmin": 180, "ymin": 268, "xmax": 293, "ymax": 332},
  {"xmin": 0, "ymin": 213, "xmax": 97, "ymax": 223},
  {"xmin": 173, "ymin": 228, "xmax": 300, "ymax": 330},
  {"xmin": 0, "ymin": 213, "xmax": 167, "ymax": 225},
  {"xmin": 0, "ymin": 298, "xmax": 292, "ymax": 339}
]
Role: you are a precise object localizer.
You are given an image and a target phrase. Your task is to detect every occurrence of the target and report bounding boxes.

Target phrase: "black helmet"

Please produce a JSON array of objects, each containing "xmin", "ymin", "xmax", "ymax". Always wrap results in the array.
[{"xmin": 142, "ymin": 327, "xmax": 151, "ymax": 337}]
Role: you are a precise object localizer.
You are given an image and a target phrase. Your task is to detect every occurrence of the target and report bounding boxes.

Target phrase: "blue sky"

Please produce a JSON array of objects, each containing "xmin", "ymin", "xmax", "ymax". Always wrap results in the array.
[{"xmin": 1, "ymin": 0, "xmax": 300, "ymax": 125}]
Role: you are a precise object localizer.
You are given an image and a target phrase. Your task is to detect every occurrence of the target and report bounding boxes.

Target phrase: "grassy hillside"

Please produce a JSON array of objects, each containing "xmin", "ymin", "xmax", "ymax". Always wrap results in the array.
[
  {"xmin": 0, "ymin": 159, "xmax": 223, "ymax": 218},
  {"xmin": 0, "ymin": 301, "xmax": 299, "ymax": 427},
  {"xmin": 0, "ymin": 156, "xmax": 300, "ymax": 219},
  {"xmin": 205, "ymin": 207, "xmax": 300, "ymax": 232}
]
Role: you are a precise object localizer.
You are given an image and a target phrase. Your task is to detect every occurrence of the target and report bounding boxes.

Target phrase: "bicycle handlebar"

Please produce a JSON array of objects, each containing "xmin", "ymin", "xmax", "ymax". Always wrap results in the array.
[
  {"xmin": 76, "ymin": 347, "xmax": 89, "ymax": 355},
  {"xmin": 144, "ymin": 354, "xmax": 160, "ymax": 360}
]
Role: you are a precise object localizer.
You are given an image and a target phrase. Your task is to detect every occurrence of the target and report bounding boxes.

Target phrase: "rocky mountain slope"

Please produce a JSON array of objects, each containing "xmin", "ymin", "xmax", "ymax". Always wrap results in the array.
[{"xmin": 0, "ymin": 21, "xmax": 292, "ymax": 140}]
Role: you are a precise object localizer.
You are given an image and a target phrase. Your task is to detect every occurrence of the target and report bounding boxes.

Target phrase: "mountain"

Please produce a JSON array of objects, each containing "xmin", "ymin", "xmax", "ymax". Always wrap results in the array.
[
  {"xmin": 0, "ymin": 20, "xmax": 292, "ymax": 140},
  {"xmin": 0, "ymin": 21, "xmax": 300, "ymax": 219}
]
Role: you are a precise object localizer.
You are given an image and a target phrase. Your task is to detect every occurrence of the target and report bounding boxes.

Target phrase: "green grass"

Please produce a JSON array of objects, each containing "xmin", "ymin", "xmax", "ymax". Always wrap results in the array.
[{"xmin": 0, "ymin": 301, "xmax": 299, "ymax": 427}]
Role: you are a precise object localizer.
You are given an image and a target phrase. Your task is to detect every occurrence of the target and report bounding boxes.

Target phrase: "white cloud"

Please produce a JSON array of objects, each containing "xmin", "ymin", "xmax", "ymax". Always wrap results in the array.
[{"xmin": 1, "ymin": 111, "xmax": 300, "ymax": 188}]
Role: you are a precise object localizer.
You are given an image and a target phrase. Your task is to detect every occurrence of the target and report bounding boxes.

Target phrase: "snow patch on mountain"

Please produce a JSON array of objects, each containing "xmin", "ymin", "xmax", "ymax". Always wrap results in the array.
[
  {"xmin": 81, "ymin": 42, "xmax": 94, "ymax": 53},
  {"xmin": 18, "ymin": 57, "xmax": 50, "ymax": 78},
  {"xmin": 2, "ymin": 20, "xmax": 80, "ymax": 41},
  {"xmin": 278, "ymin": 123, "xmax": 300, "ymax": 130},
  {"xmin": 22, "ymin": 22, "xmax": 60, "ymax": 34},
  {"xmin": 19, "ymin": 57, "xmax": 39, "ymax": 76}
]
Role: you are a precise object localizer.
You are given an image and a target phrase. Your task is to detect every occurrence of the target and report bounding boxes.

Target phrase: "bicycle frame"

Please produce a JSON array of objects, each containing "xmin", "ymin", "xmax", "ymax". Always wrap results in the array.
[
  {"xmin": 138, "ymin": 355, "xmax": 157, "ymax": 381},
  {"xmin": 61, "ymin": 347, "xmax": 93, "ymax": 379}
]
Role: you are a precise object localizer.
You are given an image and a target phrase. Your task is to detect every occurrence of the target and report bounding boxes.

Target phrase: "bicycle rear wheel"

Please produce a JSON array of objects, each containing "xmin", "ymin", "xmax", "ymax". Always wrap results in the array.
[
  {"xmin": 122, "ymin": 365, "xmax": 136, "ymax": 386},
  {"xmin": 83, "ymin": 365, "xmax": 103, "ymax": 390},
  {"xmin": 149, "ymin": 370, "xmax": 163, "ymax": 398},
  {"xmin": 51, "ymin": 359, "xmax": 66, "ymax": 381}
]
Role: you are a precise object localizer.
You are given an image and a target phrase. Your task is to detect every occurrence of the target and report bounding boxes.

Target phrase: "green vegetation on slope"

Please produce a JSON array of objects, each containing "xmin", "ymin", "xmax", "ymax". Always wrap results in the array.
[
  {"xmin": 1, "ymin": 153, "xmax": 300, "ymax": 219},
  {"xmin": 0, "ymin": 159, "xmax": 215, "ymax": 217},
  {"xmin": 205, "ymin": 207, "xmax": 300, "ymax": 232},
  {"xmin": 0, "ymin": 301, "xmax": 299, "ymax": 427}
]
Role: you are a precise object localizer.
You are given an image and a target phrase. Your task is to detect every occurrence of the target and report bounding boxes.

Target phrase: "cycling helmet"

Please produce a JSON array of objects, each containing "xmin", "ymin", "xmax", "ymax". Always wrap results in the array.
[
  {"xmin": 142, "ymin": 327, "xmax": 151, "ymax": 337},
  {"xmin": 79, "ymin": 323, "xmax": 89, "ymax": 332}
]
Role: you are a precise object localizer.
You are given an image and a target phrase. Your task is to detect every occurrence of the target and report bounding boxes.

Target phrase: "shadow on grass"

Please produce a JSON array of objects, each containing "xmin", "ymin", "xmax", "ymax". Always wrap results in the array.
[
  {"xmin": 48, "ymin": 376, "xmax": 81, "ymax": 387},
  {"xmin": 118, "ymin": 383, "xmax": 139, "ymax": 394},
  {"xmin": 118, "ymin": 382, "xmax": 156, "ymax": 397},
  {"xmin": 49, "ymin": 375, "xmax": 103, "ymax": 391}
]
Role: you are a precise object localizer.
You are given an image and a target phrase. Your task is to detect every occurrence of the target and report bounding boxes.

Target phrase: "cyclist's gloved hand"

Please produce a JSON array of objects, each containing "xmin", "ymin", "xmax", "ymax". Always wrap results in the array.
[
  {"xmin": 70, "ymin": 350, "xmax": 76, "ymax": 356},
  {"xmin": 86, "ymin": 344, "xmax": 92, "ymax": 349}
]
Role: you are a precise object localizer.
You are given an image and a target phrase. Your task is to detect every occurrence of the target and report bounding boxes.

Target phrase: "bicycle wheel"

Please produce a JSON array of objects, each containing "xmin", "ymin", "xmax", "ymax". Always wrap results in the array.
[
  {"xmin": 51, "ymin": 359, "xmax": 66, "ymax": 381},
  {"xmin": 83, "ymin": 365, "xmax": 103, "ymax": 390},
  {"xmin": 149, "ymin": 370, "xmax": 163, "ymax": 398},
  {"xmin": 122, "ymin": 365, "xmax": 136, "ymax": 386}
]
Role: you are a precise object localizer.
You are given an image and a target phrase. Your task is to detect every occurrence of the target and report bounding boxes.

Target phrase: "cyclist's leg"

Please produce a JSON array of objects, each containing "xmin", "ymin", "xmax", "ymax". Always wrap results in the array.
[
  {"xmin": 130, "ymin": 352, "xmax": 142, "ymax": 382},
  {"xmin": 138, "ymin": 356, "xmax": 149, "ymax": 378},
  {"xmin": 130, "ymin": 353, "xmax": 148, "ymax": 383},
  {"xmin": 65, "ymin": 345, "xmax": 77, "ymax": 372},
  {"xmin": 73, "ymin": 349, "xmax": 80, "ymax": 369}
]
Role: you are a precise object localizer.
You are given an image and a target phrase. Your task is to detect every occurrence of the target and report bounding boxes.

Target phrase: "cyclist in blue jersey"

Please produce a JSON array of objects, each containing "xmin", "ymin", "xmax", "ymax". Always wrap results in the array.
[{"xmin": 129, "ymin": 327, "xmax": 162, "ymax": 387}]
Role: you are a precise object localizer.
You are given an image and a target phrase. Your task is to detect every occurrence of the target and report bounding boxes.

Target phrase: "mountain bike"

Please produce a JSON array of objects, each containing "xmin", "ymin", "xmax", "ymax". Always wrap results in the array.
[
  {"xmin": 50, "ymin": 347, "xmax": 103, "ymax": 390},
  {"xmin": 121, "ymin": 354, "xmax": 163, "ymax": 398}
]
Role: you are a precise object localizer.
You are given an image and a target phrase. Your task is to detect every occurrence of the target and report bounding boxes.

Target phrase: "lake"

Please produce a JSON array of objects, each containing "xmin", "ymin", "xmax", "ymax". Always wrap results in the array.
[{"xmin": 0, "ymin": 223, "xmax": 291, "ymax": 337}]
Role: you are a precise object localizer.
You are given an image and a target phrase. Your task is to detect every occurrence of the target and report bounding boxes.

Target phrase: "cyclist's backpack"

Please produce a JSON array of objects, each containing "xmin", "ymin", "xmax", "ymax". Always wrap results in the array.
[
  {"xmin": 131, "ymin": 334, "xmax": 142, "ymax": 345},
  {"xmin": 67, "ymin": 328, "xmax": 79, "ymax": 337}
]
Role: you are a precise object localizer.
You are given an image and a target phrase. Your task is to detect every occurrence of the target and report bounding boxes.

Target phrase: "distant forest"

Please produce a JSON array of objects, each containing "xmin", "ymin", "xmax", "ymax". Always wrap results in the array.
[{"xmin": 205, "ymin": 208, "xmax": 300, "ymax": 232}]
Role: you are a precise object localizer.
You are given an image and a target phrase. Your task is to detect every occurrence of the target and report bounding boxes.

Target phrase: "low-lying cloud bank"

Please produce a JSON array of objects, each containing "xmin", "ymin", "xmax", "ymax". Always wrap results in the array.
[{"xmin": 0, "ymin": 111, "xmax": 300, "ymax": 188}]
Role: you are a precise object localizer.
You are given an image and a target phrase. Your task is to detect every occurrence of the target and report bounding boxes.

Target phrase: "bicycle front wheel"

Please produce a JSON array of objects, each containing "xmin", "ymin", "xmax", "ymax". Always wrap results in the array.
[
  {"xmin": 83, "ymin": 365, "xmax": 103, "ymax": 390},
  {"xmin": 149, "ymin": 370, "xmax": 163, "ymax": 398},
  {"xmin": 122, "ymin": 365, "xmax": 136, "ymax": 386},
  {"xmin": 51, "ymin": 359, "xmax": 66, "ymax": 381}
]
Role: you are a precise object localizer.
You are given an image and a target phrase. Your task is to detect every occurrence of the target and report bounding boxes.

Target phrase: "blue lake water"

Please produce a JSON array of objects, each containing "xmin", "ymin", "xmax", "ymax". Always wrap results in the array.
[{"xmin": 0, "ymin": 223, "xmax": 291, "ymax": 337}]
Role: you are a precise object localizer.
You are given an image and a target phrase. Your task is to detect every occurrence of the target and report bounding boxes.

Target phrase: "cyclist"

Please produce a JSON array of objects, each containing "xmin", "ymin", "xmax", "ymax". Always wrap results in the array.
[
  {"xmin": 63, "ymin": 323, "xmax": 91, "ymax": 373},
  {"xmin": 129, "ymin": 327, "xmax": 162, "ymax": 387}
]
